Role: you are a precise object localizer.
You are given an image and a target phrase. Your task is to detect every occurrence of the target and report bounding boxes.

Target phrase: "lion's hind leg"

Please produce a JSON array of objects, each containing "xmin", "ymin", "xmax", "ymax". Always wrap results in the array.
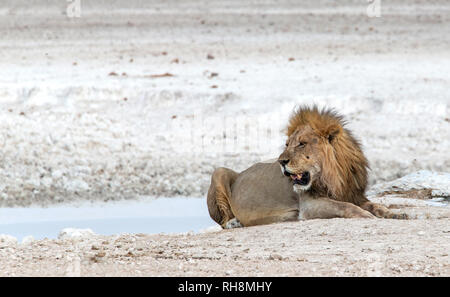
[{"xmin": 207, "ymin": 167, "xmax": 239, "ymax": 228}]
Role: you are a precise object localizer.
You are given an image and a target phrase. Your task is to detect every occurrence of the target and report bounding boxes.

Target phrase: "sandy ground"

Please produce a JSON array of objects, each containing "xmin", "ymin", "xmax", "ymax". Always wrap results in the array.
[
  {"xmin": 0, "ymin": 0, "xmax": 449, "ymax": 276},
  {"xmin": 1, "ymin": 217, "xmax": 449, "ymax": 277}
]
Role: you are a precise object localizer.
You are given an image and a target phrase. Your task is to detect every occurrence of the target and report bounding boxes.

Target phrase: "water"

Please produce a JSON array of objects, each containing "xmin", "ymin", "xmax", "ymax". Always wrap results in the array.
[
  {"xmin": 0, "ymin": 197, "xmax": 215, "ymax": 241},
  {"xmin": 425, "ymin": 197, "xmax": 450, "ymax": 207}
]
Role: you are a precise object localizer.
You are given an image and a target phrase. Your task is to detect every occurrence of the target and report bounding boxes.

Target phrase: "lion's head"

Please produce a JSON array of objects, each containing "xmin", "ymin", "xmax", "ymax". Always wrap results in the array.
[{"xmin": 278, "ymin": 106, "xmax": 369, "ymax": 204}]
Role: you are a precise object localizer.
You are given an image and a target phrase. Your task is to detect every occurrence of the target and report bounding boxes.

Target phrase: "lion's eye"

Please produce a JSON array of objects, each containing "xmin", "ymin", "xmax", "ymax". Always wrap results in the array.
[{"xmin": 298, "ymin": 142, "xmax": 306, "ymax": 148}]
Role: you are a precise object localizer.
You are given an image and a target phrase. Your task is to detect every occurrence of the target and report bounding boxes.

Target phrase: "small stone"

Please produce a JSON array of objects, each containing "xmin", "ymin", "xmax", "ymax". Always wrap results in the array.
[
  {"xmin": 225, "ymin": 270, "xmax": 234, "ymax": 275},
  {"xmin": 0, "ymin": 234, "xmax": 17, "ymax": 246},
  {"xmin": 51, "ymin": 170, "xmax": 64, "ymax": 179},
  {"xmin": 58, "ymin": 228, "xmax": 95, "ymax": 240},
  {"xmin": 268, "ymin": 254, "xmax": 283, "ymax": 261},
  {"xmin": 21, "ymin": 236, "xmax": 35, "ymax": 245}
]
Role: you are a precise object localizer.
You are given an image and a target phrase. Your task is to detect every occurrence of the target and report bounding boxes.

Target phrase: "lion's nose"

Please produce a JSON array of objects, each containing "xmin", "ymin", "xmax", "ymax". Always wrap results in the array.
[{"xmin": 278, "ymin": 159, "xmax": 289, "ymax": 166}]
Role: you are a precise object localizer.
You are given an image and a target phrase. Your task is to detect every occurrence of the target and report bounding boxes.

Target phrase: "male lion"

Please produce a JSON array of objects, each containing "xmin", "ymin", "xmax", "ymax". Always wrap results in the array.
[{"xmin": 207, "ymin": 106, "xmax": 407, "ymax": 228}]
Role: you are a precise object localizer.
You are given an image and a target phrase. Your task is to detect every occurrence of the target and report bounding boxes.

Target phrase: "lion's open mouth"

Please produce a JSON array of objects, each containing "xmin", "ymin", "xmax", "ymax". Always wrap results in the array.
[
  {"xmin": 292, "ymin": 171, "xmax": 311, "ymax": 186},
  {"xmin": 283, "ymin": 169, "xmax": 311, "ymax": 186}
]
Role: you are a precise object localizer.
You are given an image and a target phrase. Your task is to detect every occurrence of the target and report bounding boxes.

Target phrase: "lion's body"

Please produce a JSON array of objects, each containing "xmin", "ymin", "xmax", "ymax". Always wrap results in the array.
[
  {"xmin": 207, "ymin": 106, "xmax": 407, "ymax": 228},
  {"xmin": 230, "ymin": 161, "xmax": 298, "ymax": 226},
  {"xmin": 207, "ymin": 161, "xmax": 376, "ymax": 227}
]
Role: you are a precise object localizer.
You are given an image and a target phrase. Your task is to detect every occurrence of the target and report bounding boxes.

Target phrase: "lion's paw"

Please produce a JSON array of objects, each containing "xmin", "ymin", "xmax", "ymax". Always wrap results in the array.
[
  {"xmin": 224, "ymin": 218, "xmax": 243, "ymax": 229},
  {"xmin": 392, "ymin": 213, "xmax": 409, "ymax": 220}
]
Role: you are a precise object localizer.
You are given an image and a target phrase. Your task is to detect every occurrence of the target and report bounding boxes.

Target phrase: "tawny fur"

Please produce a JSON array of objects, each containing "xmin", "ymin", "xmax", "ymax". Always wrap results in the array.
[{"xmin": 287, "ymin": 106, "xmax": 369, "ymax": 206}]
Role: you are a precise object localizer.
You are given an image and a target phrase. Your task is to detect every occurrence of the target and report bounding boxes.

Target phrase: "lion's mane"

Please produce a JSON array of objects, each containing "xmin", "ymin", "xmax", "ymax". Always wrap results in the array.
[{"xmin": 287, "ymin": 106, "xmax": 369, "ymax": 205}]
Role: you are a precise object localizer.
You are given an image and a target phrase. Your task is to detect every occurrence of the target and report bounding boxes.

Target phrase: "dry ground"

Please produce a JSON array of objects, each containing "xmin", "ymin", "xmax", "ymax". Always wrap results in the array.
[{"xmin": 1, "ymin": 203, "xmax": 449, "ymax": 277}]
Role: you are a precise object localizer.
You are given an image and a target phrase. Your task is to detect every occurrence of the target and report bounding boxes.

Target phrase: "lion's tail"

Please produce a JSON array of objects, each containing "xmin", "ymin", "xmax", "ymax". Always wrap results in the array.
[{"xmin": 207, "ymin": 167, "xmax": 238, "ymax": 228}]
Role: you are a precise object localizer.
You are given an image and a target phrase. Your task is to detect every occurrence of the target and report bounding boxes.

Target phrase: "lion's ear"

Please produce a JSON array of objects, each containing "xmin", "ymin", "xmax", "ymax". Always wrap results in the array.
[{"xmin": 324, "ymin": 124, "xmax": 342, "ymax": 144}]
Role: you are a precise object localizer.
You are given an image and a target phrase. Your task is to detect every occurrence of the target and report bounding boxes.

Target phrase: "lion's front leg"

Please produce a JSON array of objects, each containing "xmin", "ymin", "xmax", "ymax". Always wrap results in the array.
[
  {"xmin": 299, "ymin": 195, "xmax": 375, "ymax": 220},
  {"xmin": 359, "ymin": 201, "xmax": 408, "ymax": 219}
]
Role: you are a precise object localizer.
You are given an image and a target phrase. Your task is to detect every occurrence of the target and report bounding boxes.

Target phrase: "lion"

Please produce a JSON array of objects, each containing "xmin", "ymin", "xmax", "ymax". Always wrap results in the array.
[{"xmin": 207, "ymin": 106, "xmax": 407, "ymax": 228}]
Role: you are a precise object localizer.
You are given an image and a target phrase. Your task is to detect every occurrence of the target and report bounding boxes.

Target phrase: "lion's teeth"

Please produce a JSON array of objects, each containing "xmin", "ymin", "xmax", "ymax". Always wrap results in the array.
[{"xmin": 289, "ymin": 173, "xmax": 303, "ymax": 180}]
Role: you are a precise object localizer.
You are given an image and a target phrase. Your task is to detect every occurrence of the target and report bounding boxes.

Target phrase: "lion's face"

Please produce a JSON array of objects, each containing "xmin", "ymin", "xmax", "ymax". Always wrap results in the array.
[{"xmin": 278, "ymin": 125, "xmax": 323, "ymax": 193}]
